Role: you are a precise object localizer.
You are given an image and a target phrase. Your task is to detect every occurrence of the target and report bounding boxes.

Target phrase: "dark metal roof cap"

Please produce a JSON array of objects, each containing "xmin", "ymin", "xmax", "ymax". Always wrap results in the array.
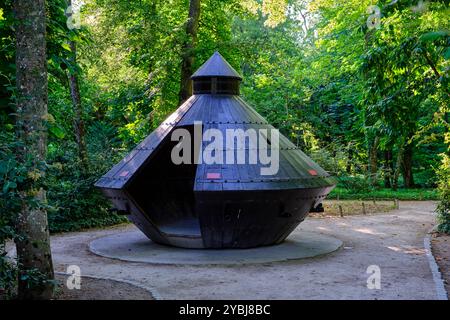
[{"xmin": 191, "ymin": 51, "xmax": 242, "ymax": 80}]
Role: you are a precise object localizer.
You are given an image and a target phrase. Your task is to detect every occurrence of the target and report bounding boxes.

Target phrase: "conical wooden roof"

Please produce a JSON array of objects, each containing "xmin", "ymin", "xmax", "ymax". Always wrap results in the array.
[
  {"xmin": 95, "ymin": 52, "xmax": 336, "ymax": 191},
  {"xmin": 191, "ymin": 51, "xmax": 242, "ymax": 79}
]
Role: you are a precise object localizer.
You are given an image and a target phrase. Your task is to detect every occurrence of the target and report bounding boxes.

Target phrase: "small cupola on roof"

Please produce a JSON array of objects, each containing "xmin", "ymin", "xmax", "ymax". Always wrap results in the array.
[{"xmin": 191, "ymin": 51, "xmax": 242, "ymax": 95}]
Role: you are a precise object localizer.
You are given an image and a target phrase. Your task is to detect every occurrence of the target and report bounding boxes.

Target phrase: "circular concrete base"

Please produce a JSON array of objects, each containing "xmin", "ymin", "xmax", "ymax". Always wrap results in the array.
[{"xmin": 89, "ymin": 230, "xmax": 342, "ymax": 265}]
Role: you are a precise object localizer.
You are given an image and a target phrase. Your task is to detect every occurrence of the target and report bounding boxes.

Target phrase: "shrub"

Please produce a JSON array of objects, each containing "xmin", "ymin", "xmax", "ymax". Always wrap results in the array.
[
  {"xmin": 336, "ymin": 175, "xmax": 372, "ymax": 193},
  {"xmin": 436, "ymin": 153, "xmax": 450, "ymax": 234},
  {"xmin": 46, "ymin": 121, "xmax": 128, "ymax": 233},
  {"xmin": 0, "ymin": 131, "xmax": 44, "ymax": 299}
]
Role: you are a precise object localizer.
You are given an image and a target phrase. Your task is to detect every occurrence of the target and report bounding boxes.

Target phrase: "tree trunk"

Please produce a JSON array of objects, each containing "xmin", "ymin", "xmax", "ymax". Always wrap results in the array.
[
  {"xmin": 68, "ymin": 42, "xmax": 89, "ymax": 172},
  {"xmin": 14, "ymin": 0, "xmax": 54, "ymax": 299},
  {"xmin": 368, "ymin": 136, "xmax": 380, "ymax": 186},
  {"xmin": 393, "ymin": 144, "xmax": 404, "ymax": 191},
  {"xmin": 346, "ymin": 144, "xmax": 353, "ymax": 174},
  {"xmin": 178, "ymin": 0, "xmax": 201, "ymax": 103},
  {"xmin": 383, "ymin": 150, "xmax": 392, "ymax": 188},
  {"xmin": 66, "ymin": 0, "xmax": 88, "ymax": 172},
  {"xmin": 402, "ymin": 143, "xmax": 415, "ymax": 188}
]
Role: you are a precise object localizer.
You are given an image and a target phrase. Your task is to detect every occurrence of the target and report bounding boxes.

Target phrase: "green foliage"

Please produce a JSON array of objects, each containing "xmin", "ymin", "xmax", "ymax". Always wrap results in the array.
[
  {"xmin": 0, "ymin": 131, "xmax": 48, "ymax": 222},
  {"xmin": 0, "ymin": 251, "xmax": 17, "ymax": 299},
  {"xmin": 0, "ymin": 131, "xmax": 45, "ymax": 299},
  {"xmin": 436, "ymin": 153, "xmax": 450, "ymax": 233},
  {"xmin": 46, "ymin": 121, "xmax": 128, "ymax": 233},
  {"xmin": 0, "ymin": 0, "xmax": 14, "ymax": 126},
  {"xmin": 336, "ymin": 176, "xmax": 372, "ymax": 194}
]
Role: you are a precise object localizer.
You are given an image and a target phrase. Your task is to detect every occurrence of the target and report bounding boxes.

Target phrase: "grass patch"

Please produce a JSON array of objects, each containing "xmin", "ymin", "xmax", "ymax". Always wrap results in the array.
[{"xmin": 328, "ymin": 187, "xmax": 438, "ymax": 201}]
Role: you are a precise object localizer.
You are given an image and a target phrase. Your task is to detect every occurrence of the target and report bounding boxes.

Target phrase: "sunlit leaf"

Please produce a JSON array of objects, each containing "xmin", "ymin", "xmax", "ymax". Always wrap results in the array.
[
  {"xmin": 61, "ymin": 42, "xmax": 72, "ymax": 51},
  {"xmin": 49, "ymin": 126, "xmax": 66, "ymax": 139}
]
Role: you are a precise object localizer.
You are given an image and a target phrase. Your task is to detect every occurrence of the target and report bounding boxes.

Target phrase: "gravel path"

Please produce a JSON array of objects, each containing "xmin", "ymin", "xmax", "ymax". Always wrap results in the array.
[{"xmin": 47, "ymin": 201, "xmax": 442, "ymax": 299}]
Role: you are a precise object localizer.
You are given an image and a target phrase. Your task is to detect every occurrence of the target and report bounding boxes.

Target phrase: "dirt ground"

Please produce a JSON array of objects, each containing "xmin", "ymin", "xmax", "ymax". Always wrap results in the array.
[
  {"xmin": 431, "ymin": 233, "xmax": 450, "ymax": 294},
  {"xmin": 6, "ymin": 201, "xmax": 445, "ymax": 300},
  {"xmin": 53, "ymin": 274, "xmax": 154, "ymax": 300},
  {"xmin": 310, "ymin": 200, "xmax": 396, "ymax": 218},
  {"xmin": 0, "ymin": 272, "xmax": 154, "ymax": 300}
]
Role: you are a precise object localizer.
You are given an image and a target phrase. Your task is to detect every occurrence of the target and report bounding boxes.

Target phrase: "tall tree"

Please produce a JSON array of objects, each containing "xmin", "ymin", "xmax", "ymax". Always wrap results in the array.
[
  {"xmin": 178, "ymin": 0, "xmax": 201, "ymax": 103},
  {"xmin": 66, "ymin": 0, "xmax": 88, "ymax": 172},
  {"xmin": 14, "ymin": 0, "xmax": 54, "ymax": 299},
  {"xmin": 368, "ymin": 135, "xmax": 380, "ymax": 186}
]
